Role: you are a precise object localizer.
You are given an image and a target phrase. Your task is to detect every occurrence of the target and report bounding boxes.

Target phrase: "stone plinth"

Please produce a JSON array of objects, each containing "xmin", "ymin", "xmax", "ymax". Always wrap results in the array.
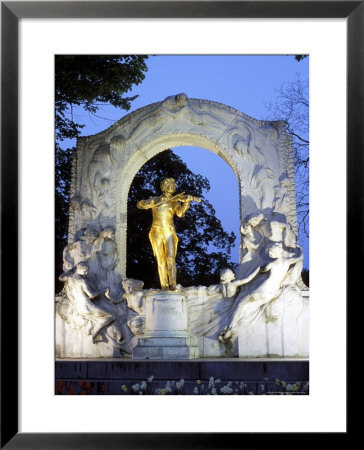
[
  {"xmin": 145, "ymin": 290, "xmax": 188, "ymax": 336},
  {"xmin": 133, "ymin": 291, "xmax": 200, "ymax": 359}
]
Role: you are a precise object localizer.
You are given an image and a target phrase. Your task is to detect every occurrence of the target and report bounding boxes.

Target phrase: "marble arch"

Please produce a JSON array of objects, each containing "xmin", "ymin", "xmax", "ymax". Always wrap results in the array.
[{"xmin": 68, "ymin": 93, "xmax": 297, "ymax": 278}]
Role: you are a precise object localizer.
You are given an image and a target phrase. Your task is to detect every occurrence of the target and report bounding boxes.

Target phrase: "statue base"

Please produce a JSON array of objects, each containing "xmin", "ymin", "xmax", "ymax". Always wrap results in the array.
[{"xmin": 132, "ymin": 290, "xmax": 200, "ymax": 360}]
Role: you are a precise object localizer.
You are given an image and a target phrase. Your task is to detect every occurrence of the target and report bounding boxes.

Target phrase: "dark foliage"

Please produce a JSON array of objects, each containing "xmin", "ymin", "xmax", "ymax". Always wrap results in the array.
[
  {"xmin": 127, "ymin": 150, "xmax": 237, "ymax": 288},
  {"xmin": 294, "ymin": 55, "xmax": 309, "ymax": 62},
  {"xmin": 55, "ymin": 55, "xmax": 149, "ymax": 140},
  {"xmin": 301, "ymin": 268, "xmax": 309, "ymax": 288}
]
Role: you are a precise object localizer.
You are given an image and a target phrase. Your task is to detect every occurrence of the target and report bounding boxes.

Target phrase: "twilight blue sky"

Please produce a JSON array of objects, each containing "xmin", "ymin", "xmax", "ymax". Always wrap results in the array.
[{"xmin": 60, "ymin": 55, "xmax": 309, "ymax": 268}]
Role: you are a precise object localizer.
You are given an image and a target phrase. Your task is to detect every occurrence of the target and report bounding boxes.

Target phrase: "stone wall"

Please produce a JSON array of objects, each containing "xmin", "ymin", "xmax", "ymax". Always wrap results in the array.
[{"xmin": 55, "ymin": 360, "xmax": 309, "ymax": 395}]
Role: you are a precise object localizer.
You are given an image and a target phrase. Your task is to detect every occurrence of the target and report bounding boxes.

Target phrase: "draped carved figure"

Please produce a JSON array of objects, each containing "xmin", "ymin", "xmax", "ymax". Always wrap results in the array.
[
  {"xmin": 219, "ymin": 241, "xmax": 303, "ymax": 343},
  {"xmin": 57, "ymin": 226, "xmax": 136, "ymax": 356}
]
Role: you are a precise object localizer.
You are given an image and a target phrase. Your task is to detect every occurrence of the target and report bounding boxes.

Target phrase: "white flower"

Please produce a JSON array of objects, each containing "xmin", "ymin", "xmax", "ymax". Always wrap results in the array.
[
  {"xmin": 227, "ymin": 381, "xmax": 232, "ymax": 387},
  {"xmin": 211, "ymin": 388, "xmax": 217, "ymax": 395},
  {"xmin": 220, "ymin": 385, "xmax": 233, "ymax": 394},
  {"xmin": 215, "ymin": 379, "xmax": 221, "ymax": 384},
  {"xmin": 132, "ymin": 383, "xmax": 140, "ymax": 392},
  {"xmin": 286, "ymin": 384, "xmax": 293, "ymax": 391},
  {"xmin": 248, "ymin": 391, "xmax": 254, "ymax": 395},
  {"xmin": 179, "ymin": 379, "xmax": 185, "ymax": 386},
  {"xmin": 165, "ymin": 386, "xmax": 173, "ymax": 394},
  {"xmin": 148, "ymin": 376, "xmax": 154, "ymax": 383},
  {"xmin": 140, "ymin": 381, "xmax": 147, "ymax": 391},
  {"xmin": 176, "ymin": 382, "xmax": 181, "ymax": 389},
  {"xmin": 193, "ymin": 387, "xmax": 199, "ymax": 394}
]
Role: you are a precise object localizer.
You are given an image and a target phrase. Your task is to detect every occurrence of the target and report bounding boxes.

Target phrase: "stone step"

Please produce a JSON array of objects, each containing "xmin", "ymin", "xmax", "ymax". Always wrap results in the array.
[
  {"xmin": 137, "ymin": 336, "xmax": 199, "ymax": 347},
  {"xmin": 133, "ymin": 345, "xmax": 200, "ymax": 360}
]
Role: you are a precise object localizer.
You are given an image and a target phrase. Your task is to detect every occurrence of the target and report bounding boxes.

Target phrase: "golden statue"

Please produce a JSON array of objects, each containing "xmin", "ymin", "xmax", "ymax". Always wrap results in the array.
[{"xmin": 137, "ymin": 178, "xmax": 201, "ymax": 291}]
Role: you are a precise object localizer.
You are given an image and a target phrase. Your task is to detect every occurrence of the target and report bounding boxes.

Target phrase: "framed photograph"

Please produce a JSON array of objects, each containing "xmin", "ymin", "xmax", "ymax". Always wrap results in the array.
[{"xmin": 1, "ymin": 1, "xmax": 358, "ymax": 447}]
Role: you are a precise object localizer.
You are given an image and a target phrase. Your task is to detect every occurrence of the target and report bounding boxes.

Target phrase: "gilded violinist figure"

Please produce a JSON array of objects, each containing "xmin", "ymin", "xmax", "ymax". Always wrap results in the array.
[{"xmin": 137, "ymin": 178, "xmax": 201, "ymax": 291}]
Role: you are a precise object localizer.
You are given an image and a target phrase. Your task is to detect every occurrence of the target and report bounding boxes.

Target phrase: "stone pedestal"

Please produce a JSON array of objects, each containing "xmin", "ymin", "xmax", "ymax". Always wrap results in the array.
[{"xmin": 132, "ymin": 291, "xmax": 200, "ymax": 359}]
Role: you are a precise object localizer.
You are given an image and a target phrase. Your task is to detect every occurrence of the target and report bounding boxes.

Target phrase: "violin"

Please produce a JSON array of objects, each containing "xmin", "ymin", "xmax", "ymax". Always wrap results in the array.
[
  {"xmin": 173, "ymin": 192, "xmax": 201, "ymax": 203},
  {"xmin": 153, "ymin": 192, "xmax": 201, "ymax": 207}
]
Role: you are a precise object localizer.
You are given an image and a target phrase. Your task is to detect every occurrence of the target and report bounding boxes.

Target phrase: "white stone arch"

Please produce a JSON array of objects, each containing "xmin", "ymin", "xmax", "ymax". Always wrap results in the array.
[{"xmin": 69, "ymin": 93, "xmax": 297, "ymax": 279}]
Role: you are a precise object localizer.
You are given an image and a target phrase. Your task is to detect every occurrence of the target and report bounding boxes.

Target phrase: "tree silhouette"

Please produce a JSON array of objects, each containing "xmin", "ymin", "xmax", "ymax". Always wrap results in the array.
[{"xmin": 55, "ymin": 55, "xmax": 149, "ymax": 140}]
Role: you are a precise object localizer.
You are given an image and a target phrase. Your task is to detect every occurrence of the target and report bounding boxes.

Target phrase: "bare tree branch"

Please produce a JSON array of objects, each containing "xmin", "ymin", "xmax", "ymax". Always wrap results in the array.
[{"xmin": 265, "ymin": 74, "xmax": 309, "ymax": 239}]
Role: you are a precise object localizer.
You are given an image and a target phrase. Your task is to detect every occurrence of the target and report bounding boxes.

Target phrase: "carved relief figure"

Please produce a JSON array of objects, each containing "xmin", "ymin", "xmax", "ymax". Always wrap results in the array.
[
  {"xmin": 103, "ymin": 287, "xmax": 136, "ymax": 356},
  {"xmin": 88, "ymin": 227, "xmax": 121, "ymax": 294},
  {"xmin": 92, "ymin": 227, "xmax": 119, "ymax": 271},
  {"xmin": 61, "ymin": 228, "xmax": 98, "ymax": 275},
  {"xmin": 122, "ymin": 278, "xmax": 146, "ymax": 336},
  {"xmin": 233, "ymin": 133, "xmax": 276, "ymax": 211},
  {"xmin": 273, "ymin": 172, "xmax": 292, "ymax": 213},
  {"xmin": 250, "ymin": 165, "xmax": 275, "ymax": 210},
  {"xmin": 265, "ymin": 219, "xmax": 297, "ymax": 249},
  {"xmin": 219, "ymin": 242, "xmax": 303, "ymax": 342},
  {"xmin": 70, "ymin": 193, "xmax": 97, "ymax": 224},
  {"xmin": 137, "ymin": 178, "xmax": 201, "ymax": 291},
  {"xmin": 128, "ymin": 94, "xmax": 234, "ymax": 147},
  {"xmin": 59, "ymin": 261, "xmax": 114, "ymax": 343},
  {"xmin": 58, "ymin": 227, "xmax": 136, "ymax": 355},
  {"xmin": 184, "ymin": 267, "xmax": 260, "ymax": 342},
  {"xmin": 86, "ymin": 135, "xmax": 126, "ymax": 227},
  {"xmin": 207, "ymin": 267, "xmax": 260, "ymax": 300},
  {"xmin": 237, "ymin": 213, "xmax": 266, "ymax": 278},
  {"xmin": 122, "ymin": 278, "xmax": 145, "ymax": 315},
  {"xmin": 88, "ymin": 142, "xmax": 113, "ymax": 205}
]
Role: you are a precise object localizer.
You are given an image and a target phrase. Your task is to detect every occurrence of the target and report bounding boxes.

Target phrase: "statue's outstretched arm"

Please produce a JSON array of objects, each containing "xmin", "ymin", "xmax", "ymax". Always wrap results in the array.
[
  {"xmin": 83, "ymin": 281, "xmax": 105, "ymax": 299},
  {"xmin": 206, "ymin": 284, "xmax": 220, "ymax": 295},
  {"xmin": 233, "ymin": 266, "xmax": 260, "ymax": 287},
  {"xmin": 290, "ymin": 252, "xmax": 304, "ymax": 265},
  {"xmin": 243, "ymin": 233, "xmax": 263, "ymax": 251},
  {"xmin": 260, "ymin": 263, "xmax": 272, "ymax": 273},
  {"xmin": 105, "ymin": 288, "xmax": 123, "ymax": 304},
  {"xmin": 137, "ymin": 198, "xmax": 155, "ymax": 209}
]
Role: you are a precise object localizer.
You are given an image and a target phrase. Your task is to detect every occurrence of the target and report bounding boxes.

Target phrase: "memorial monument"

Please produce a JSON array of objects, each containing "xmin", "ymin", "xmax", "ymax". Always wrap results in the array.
[{"xmin": 56, "ymin": 93, "xmax": 309, "ymax": 360}]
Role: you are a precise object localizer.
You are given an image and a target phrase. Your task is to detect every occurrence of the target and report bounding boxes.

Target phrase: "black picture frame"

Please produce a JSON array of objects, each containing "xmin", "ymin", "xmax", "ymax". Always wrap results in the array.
[{"xmin": 1, "ymin": 1, "xmax": 358, "ymax": 448}]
